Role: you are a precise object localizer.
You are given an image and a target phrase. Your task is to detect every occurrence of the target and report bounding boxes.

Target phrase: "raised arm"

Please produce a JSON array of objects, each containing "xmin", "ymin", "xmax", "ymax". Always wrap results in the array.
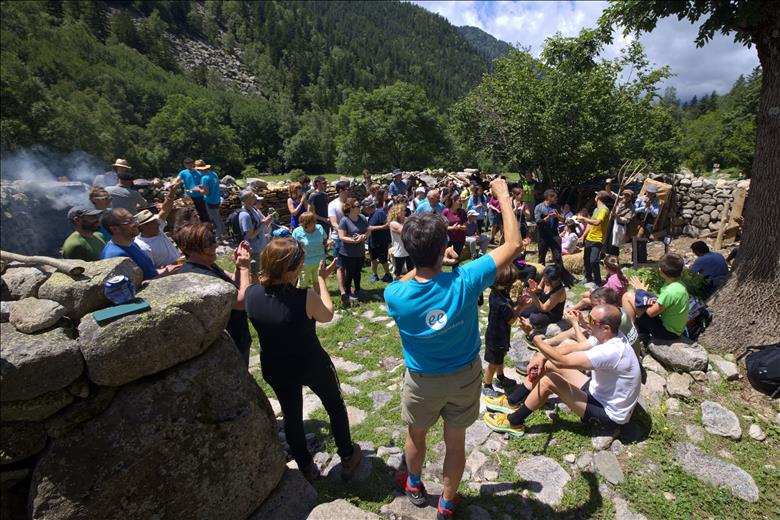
[{"xmin": 488, "ymin": 178, "xmax": 522, "ymax": 269}]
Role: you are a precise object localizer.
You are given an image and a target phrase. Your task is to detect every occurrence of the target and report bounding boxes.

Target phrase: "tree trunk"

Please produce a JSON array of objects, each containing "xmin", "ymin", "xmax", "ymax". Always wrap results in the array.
[{"xmin": 701, "ymin": 6, "xmax": 780, "ymax": 353}]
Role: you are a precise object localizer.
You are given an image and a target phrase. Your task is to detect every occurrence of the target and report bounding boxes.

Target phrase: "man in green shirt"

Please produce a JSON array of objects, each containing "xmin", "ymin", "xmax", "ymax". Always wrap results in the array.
[
  {"xmin": 621, "ymin": 254, "xmax": 688, "ymax": 340},
  {"xmin": 61, "ymin": 206, "xmax": 106, "ymax": 262}
]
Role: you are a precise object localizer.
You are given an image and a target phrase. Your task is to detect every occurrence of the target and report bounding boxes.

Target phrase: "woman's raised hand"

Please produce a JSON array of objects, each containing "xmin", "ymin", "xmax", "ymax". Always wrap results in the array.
[{"xmin": 318, "ymin": 258, "xmax": 337, "ymax": 279}]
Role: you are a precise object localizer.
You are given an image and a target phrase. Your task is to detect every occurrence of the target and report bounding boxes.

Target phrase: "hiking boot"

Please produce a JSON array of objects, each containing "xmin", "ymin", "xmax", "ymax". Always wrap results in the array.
[
  {"xmin": 381, "ymin": 273, "xmax": 393, "ymax": 283},
  {"xmin": 436, "ymin": 494, "xmax": 462, "ymax": 520},
  {"xmin": 482, "ymin": 393, "xmax": 520, "ymax": 414},
  {"xmin": 394, "ymin": 470, "xmax": 429, "ymax": 507},
  {"xmin": 340, "ymin": 442, "xmax": 363, "ymax": 481},
  {"xmin": 370, "ymin": 274, "xmax": 379, "ymax": 283},
  {"xmin": 494, "ymin": 374, "xmax": 517, "ymax": 391},
  {"xmin": 341, "ymin": 294, "xmax": 351, "ymax": 308},
  {"xmin": 484, "ymin": 412, "xmax": 525, "ymax": 437},
  {"xmin": 481, "ymin": 385, "xmax": 502, "ymax": 400},
  {"xmin": 299, "ymin": 462, "xmax": 321, "ymax": 482}
]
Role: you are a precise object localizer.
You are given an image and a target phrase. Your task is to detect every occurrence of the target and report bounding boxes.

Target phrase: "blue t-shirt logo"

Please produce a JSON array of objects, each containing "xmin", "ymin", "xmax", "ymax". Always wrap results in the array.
[{"xmin": 426, "ymin": 309, "xmax": 448, "ymax": 331}]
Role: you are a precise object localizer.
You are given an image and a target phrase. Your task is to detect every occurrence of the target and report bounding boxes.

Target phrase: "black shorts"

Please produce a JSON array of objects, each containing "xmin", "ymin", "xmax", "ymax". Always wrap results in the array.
[
  {"xmin": 369, "ymin": 246, "xmax": 388, "ymax": 263},
  {"xmin": 484, "ymin": 344, "xmax": 509, "ymax": 365},
  {"xmin": 636, "ymin": 313, "xmax": 680, "ymax": 341},
  {"xmin": 580, "ymin": 379, "xmax": 619, "ymax": 429}
]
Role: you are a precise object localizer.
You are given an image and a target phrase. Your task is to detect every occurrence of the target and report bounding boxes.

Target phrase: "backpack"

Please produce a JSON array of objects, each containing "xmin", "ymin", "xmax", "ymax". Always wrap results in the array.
[
  {"xmin": 740, "ymin": 344, "xmax": 780, "ymax": 398},
  {"xmin": 227, "ymin": 208, "xmax": 257, "ymax": 238},
  {"xmin": 683, "ymin": 296, "xmax": 712, "ymax": 341}
]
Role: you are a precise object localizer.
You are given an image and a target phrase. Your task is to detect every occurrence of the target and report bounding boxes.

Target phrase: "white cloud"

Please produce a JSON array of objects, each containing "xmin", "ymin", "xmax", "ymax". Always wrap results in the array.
[{"xmin": 410, "ymin": 0, "xmax": 759, "ymax": 100}]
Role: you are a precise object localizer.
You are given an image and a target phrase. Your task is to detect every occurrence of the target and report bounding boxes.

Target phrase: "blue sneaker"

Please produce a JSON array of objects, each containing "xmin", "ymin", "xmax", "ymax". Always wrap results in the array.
[
  {"xmin": 481, "ymin": 385, "xmax": 502, "ymax": 399},
  {"xmin": 370, "ymin": 274, "xmax": 379, "ymax": 283},
  {"xmin": 381, "ymin": 273, "xmax": 393, "ymax": 283}
]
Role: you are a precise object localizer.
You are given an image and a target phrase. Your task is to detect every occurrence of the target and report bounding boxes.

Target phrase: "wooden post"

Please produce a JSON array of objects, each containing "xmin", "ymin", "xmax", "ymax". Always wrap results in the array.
[{"xmin": 714, "ymin": 201, "xmax": 732, "ymax": 251}]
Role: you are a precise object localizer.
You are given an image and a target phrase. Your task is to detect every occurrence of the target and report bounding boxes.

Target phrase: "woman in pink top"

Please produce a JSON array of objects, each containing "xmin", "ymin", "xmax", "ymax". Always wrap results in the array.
[
  {"xmin": 442, "ymin": 196, "xmax": 468, "ymax": 256},
  {"xmin": 572, "ymin": 255, "xmax": 628, "ymax": 310}
]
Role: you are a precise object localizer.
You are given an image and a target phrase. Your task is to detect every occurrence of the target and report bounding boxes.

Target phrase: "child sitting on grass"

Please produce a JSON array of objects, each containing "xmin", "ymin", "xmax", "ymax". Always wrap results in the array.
[
  {"xmin": 621, "ymin": 253, "xmax": 688, "ymax": 340},
  {"xmin": 482, "ymin": 264, "xmax": 523, "ymax": 399},
  {"xmin": 572, "ymin": 255, "xmax": 628, "ymax": 311}
]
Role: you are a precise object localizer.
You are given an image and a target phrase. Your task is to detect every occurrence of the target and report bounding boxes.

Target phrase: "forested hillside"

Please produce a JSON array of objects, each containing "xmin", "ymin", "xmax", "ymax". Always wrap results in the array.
[{"xmin": 0, "ymin": 0, "xmax": 760, "ymax": 179}]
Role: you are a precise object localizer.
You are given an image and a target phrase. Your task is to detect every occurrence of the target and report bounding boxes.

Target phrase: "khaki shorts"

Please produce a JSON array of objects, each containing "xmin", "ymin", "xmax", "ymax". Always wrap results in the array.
[{"xmin": 401, "ymin": 359, "xmax": 482, "ymax": 430}]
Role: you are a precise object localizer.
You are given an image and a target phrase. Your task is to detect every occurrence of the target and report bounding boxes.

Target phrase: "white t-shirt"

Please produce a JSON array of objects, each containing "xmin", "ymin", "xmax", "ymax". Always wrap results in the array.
[
  {"xmin": 327, "ymin": 198, "xmax": 345, "ymax": 240},
  {"xmin": 134, "ymin": 228, "xmax": 180, "ymax": 267},
  {"xmin": 391, "ymin": 228, "xmax": 408, "ymax": 258},
  {"xmin": 562, "ymin": 232, "xmax": 579, "ymax": 253},
  {"xmin": 585, "ymin": 334, "xmax": 641, "ymax": 424}
]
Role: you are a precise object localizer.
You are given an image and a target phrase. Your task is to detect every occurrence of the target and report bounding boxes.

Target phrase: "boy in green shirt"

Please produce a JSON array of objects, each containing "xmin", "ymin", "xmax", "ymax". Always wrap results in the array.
[
  {"xmin": 61, "ymin": 206, "xmax": 106, "ymax": 262},
  {"xmin": 621, "ymin": 254, "xmax": 688, "ymax": 340}
]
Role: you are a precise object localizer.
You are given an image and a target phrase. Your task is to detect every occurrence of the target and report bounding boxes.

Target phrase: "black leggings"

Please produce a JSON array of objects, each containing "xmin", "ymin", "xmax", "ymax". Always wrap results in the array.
[
  {"xmin": 583, "ymin": 240, "xmax": 603, "ymax": 285},
  {"xmin": 261, "ymin": 348, "xmax": 353, "ymax": 469},
  {"xmin": 451, "ymin": 241, "xmax": 465, "ymax": 255},
  {"xmin": 538, "ymin": 232, "xmax": 562, "ymax": 265},
  {"xmin": 191, "ymin": 196, "xmax": 211, "ymax": 223},
  {"xmin": 521, "ymin": 303, "xmax": 561, "ymax": 331},
  {"xmin": 393, "ymin": 255, "xmax": 414, "ymax": 276},
  {"xmin": 340, "ymin": 255, "xmax": 363, "ymax": 293}
]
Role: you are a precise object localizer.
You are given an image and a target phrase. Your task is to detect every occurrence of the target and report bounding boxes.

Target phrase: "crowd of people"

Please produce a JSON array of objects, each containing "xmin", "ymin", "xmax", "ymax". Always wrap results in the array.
[{"xmin": 56, "ymin": 159, "xmax": 733, "ymax": 520}]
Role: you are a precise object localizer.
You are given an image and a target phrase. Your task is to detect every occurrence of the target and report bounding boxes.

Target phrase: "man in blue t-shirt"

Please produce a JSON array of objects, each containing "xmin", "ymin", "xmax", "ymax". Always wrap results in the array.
[
  {"xmin": 689, "ymin": 240, "xmax": 729, "ymax": 298},
  {"xmin": 384, "ymin": 178, "xmax": 522, "ymax": 518},
  {"xmin": 100, "ymin": 209, "xmax": 179, "ymax": 280},
  {"xmin": 197, "ymin": 161, "xmax": 227, "ymax": 240},
  {"xmin": 177, "ymin": 158, "xmax": 210, "ymax": 223},
  {"xmin": 414, "ymin": 189, "xmax": 444, "ymax": 214}
]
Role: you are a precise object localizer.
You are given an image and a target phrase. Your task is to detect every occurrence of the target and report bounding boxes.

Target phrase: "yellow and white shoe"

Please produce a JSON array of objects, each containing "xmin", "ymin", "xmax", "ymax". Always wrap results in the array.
[
  {"xmin": 482, "ymin": 393, "xmax": 521, "ymax": 414},
  {"xmin": 484, "ymin": 412, "xmax": 525, "ymax": 437}
]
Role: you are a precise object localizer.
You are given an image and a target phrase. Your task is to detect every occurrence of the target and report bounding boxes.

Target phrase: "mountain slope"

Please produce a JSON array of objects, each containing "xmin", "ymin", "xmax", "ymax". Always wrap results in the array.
[{"xmin": 457, "ymin": 25, "xmax": 513, "ymax": 64}]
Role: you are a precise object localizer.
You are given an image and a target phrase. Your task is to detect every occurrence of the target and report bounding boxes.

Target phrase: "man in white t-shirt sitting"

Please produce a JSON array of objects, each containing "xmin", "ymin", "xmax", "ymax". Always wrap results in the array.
[{"xmin": 483, "ymin": 304, "xmax": 640, "ymax": 436}]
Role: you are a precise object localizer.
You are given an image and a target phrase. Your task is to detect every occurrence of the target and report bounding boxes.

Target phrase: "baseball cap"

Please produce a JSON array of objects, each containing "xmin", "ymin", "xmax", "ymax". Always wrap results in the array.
[
  {"xmin": 647, "ymin": 184, "xmax": 658, "ymax": 193},
  {"xmin": 415, "ymin": 186, "xmax": 426, "ymax": 193},
  {"xmin": 467, "ymin": 210, "xmax": 479, "ymax": 217},
  {"xmin": 68, "ymin": 206, "xmax": 102, "ymax": 221}
]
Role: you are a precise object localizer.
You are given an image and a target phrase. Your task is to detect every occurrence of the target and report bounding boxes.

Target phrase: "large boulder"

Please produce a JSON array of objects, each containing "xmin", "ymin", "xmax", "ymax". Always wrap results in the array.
[
  {"xmin": 674, "ymin": 443, "xmax": 758, "ymax": 502},
  {"xmin": 9, "ymin": 298, "xmax": 66, "ymax": 333},
  {"xmin": 44, "ymin": 386, "xmax": 117, "ymax": 439},
  {"xmin": 0, "ymin": 323, "xmax": 83, "ymax": 402},
  {"xmin": 248, "ymin": 468, "xmax": 317, "ymax": 520},
  {"xmin": 29, "ymin": 334, "xmax": 285, "ymax": 520},
  {"xmin": 309, "ymin": 500, "xmax": 380, "ymax": 519},
  {"xmin": 701, "ymin": 400, "xmax": 742, "ymax": 440},
  {"xmin": 37, "ymin": 257, "xmax": 143, "ymax": 320},
  {"xmin": 647, "ymin": 339, "xmax": 708, "ymax": 373},
  {"xmin": 78, "ymin": 273, "xmax": 236, "ymax": 386},
  {"xmin": 0, "ymin": 421, "xmax": 47, "ymax": 464},
  {"xmin": 1, "ymin": 266, "xmax": 48, "ymax": 300}
]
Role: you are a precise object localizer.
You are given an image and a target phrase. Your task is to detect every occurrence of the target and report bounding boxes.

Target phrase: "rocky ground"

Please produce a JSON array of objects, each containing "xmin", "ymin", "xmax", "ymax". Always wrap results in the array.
[{"xmin": 224, "ymin": 254, "xmax": 778, "ymax": 520}]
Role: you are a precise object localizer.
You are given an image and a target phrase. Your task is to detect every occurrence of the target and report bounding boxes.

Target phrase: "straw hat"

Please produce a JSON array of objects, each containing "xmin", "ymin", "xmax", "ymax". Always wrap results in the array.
[
  {"xmin": 135, "ymin": 209, "xmax": 159, "ymax": 226},
  {"xmin": 194, "ymin": 159, "xmax": 211, "ymax": 171},
  {"xmin": 112, "ymin": 158, "xmax": 132, "ymax": 169}
]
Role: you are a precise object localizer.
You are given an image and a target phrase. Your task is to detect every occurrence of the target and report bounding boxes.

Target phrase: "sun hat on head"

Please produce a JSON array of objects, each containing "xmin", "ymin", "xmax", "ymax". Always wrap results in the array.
[
  {"xmin": 134, "ymin": 209, "xmax": 159, "ymax": 226},
  {"xmin": 67, "ymin": 206, "xmax": 102, "ymax": 221},
  {"xmin": 393, "ymin": 169, "xmax": 402, "ymax": 177},
  {"xmin": 647, "ymin": 184, "xmax": 658, "ymax": 194},
  {"xmin": 112, "ymin": 159, "xmax": 132, "ymax": 169},
  {"xmin": 194, "ymin": 159, "xmax": 211, "ymax": 171},
  {"xmin": 415, "ymin": 186, "xmax": 426, "ymax": 193}
]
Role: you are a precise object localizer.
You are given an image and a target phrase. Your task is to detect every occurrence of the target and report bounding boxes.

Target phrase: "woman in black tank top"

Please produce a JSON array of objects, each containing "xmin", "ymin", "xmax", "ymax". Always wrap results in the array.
[
  {"xmin": 518, "ymin": 264, "xmax": 570, "ymax": 331},
  {"xmin": 245, "ymin": 238, "xmax": 362, "ymax": 482}
]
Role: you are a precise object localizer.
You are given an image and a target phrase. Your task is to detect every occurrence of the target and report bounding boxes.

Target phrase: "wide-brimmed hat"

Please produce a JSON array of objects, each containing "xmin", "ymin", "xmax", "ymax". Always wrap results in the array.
[
  {"xmin": 393, "ymin": 169, "xmax": 402, "ymax": 177},
  {"xmin": 135, "ymin": 209, "xmax": 159, "ymax": 226},
  {"xmin": 647, "ymin": 184, "xmax": 658, "ymax": 194},
  {"xmin": 194, "ymin": 159, "xmax": 211, "ymax": 171},
  {"xmin": 112, "ymin": 159, "xmax": 132, "ymax": 169},
  {"xmin": 67, "ymin": 206, "xmax": 102, "ymax": 221}
]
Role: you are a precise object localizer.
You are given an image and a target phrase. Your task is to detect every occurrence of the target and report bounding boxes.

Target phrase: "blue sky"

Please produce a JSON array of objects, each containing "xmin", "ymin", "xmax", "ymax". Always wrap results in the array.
[{"xmin": 411, "ymin": 1, "xmax": 760, "ymax": 101}]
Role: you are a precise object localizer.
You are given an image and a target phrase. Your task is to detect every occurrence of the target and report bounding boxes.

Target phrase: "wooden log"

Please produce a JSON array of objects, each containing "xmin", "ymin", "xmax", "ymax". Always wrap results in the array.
[
  {"xmin": 714, "ymin": 201, "xmax": 732, "ymax": 250},
  {"xmin": 0, "ymin": 251, "xmax": 86, "ymax": 276}
]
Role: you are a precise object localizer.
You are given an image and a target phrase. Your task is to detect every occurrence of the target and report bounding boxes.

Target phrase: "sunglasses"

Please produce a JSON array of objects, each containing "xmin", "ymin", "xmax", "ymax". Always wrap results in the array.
[
  {"xmin": 93, "ymin": 196, "xmax": 111, "ymax": 201},
  {"xmin": 587, "ymin": 314, "xmax": 605, "ymax": 327}
]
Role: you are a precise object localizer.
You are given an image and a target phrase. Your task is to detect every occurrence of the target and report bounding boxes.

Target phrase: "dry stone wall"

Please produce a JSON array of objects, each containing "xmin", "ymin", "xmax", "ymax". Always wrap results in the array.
[
  {"xmin": 0, "ymin": 259, "xmax": 286, "ymax": 519},
  {"xmin": 667, "ymin": 171, "xmax": 750, "ymax": 238}
]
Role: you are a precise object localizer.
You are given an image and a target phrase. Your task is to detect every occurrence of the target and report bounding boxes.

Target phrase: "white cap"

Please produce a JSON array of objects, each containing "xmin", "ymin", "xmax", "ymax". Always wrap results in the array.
[{"xmin": 416, "ymin": 187, "xmax": 426, "ymax": 193}]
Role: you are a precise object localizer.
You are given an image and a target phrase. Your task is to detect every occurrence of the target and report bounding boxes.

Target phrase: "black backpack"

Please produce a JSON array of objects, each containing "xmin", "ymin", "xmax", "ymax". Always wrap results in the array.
[
  {"xmin": 227, "ymin": 208, "xmax": 257, "ymax": 238},
  {"xmin": 683, "ymin": 296, "xmax": 712, "ymax": 341},
  {"xmin": 740, "ymin": 344, "xmax": 780, "ymax": 398}
]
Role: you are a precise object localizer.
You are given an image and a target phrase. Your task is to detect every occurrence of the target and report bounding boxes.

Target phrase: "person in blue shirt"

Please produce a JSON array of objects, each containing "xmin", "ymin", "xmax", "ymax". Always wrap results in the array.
[
  {"xmin": 178, "ymin": 158, "xmax": 210, "ymax": 223},
  {"xmin": 689, "ymin": 241, "xmax": 729, "ymax": 298},
  {"xmin": 466, "ymin": 185, "xmax": 488, "ymax": 233},
  {"xmin": 363, "ymin": 198, "xmax": 393, "ymax": 283},
  {"xmin": 634, "ymin": 184, "xmax": 661, "ymax": 238},
  {"xmin": 99, "ymin": 209, "xmax": 180, "ymax": 280},
  {"xmin": 384, "ymin": 178, "xmax": 523, "ymax": 519},
  {"xmin": 388, "ymin": 170, "xmax": 407, "ymax": 198},
  {"xmin": 414, "ymin": 189, "xmax": 444, "ymax": 214},
  {"xmin": 197, "ymin": 161, "xmax": 227, "ymax": 240},
  {"xmin": 291, "ymin": 212, "xmax": 327, "ymax": 293}
]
